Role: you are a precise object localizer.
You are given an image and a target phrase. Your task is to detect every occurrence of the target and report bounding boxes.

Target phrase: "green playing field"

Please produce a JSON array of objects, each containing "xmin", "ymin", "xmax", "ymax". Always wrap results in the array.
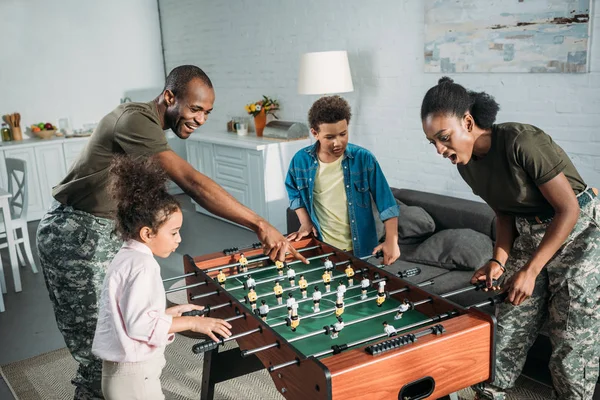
[{"xmin": 225, "ymin": 258, "xmax": 430, "ymax": 359}]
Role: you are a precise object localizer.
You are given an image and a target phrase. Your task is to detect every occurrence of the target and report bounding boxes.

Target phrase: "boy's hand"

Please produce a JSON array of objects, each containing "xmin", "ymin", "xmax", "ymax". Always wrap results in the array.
[
  {"xmin": 189, "ymin": 317, "xmax": 233, "ymax": 343},
  {"xmin": 166, "ymin": 304, "xmax": 204, "ymax": 317},
  {"xmin": 373, "ymin": 239, "xmax": 401, "ymax": 265},
  {"xmin": 287, "ymin": 223, "xmax": 317, "ymax": 242}
]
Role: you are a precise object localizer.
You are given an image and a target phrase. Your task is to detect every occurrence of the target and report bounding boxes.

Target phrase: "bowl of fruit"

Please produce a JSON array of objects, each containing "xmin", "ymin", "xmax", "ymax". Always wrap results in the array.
[{"xmin": 28, "ymin": 122, "xmax": 57, "ymax": 139}]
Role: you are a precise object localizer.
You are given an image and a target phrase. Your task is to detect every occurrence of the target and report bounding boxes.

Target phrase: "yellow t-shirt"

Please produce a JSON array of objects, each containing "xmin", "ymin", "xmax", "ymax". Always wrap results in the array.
[{"xmin": 313, "ymin": 156, "xmax": 353, "ymax": 251}]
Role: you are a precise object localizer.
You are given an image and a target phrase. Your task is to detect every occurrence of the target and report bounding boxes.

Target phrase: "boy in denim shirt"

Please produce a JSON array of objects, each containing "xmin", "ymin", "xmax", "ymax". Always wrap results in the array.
[{"xmin": 285, "ymin": 96, "xmax": 400, "ymax": 265}]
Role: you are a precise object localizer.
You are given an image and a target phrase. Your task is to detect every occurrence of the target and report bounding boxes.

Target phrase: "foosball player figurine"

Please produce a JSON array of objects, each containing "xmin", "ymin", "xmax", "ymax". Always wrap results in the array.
[
  {"xmin": 335, "ymin": 297, "xmax": 345, "ymax": 317},
  {"xmin": 336, "ymin": 280, "xmax": 347, "ymax": 302},
  {"xmin": 360, "ymin": 275, "xmax": 370, "ymax": 300},
  {"xmin": 328, "ymin": 316, "xmax": 344, "ymax": 339},
  {"xmin": 298, "ymin": 274, "xmax": 308, "ymax": 298},
  {"xmin": 324, "ymin": 257, "xmax": 334, "ymax": 271},
  {"xmin": 287, "ymin": 265, "xmax": 296, "ymax": 287},
  {"xmin": 322, "ymin": 270, "xmax": 332, "ymax": 292},
  {"xmin": 217, "ymin": 269, "xmax": 227, "ymax": 289},
  {"xmin": 383, "ymin": 321, "xmax": 397, "ymax": 337},
  {"xmin": 275, "ymin": 260, "xmax": 286, "ymax": 276},
  {"xmin": 376, "ymin": 280, "xmax": 387, "ymax": 307},
  {"xmin": 287, "ymin": 303, "xmax": 300, "ymax": 332},
  {"xmin": 258, "ymin": 299, "xmax": 269, "ymax": 321},
  {"xmin": 312, "ymin": 286, "xmax": 322, "ymax": 312},
  {"xmin": 248, "ymin": 288, "xmax": 258, "ymax": 311},
  {"xmin": 245, "ymin": 274, "xmax": 256, "ymax": 290},
  {"xmin": 239, "ymin": 252, "xmax": 249, "ymax": 273},
  {"xmin": 286, "ymin": 292, "xmax": 296, "ymax": 317},
  {"xmin": 395, "ymin": 298, "xmax": 411, "ymax": 320},
  {"xmin": 274, "ymin": 281, "xmax": 284, "ymax": 305},
  {"xmin": 344, "ymin": 263, "xmax": 355, "ymax": 286}
]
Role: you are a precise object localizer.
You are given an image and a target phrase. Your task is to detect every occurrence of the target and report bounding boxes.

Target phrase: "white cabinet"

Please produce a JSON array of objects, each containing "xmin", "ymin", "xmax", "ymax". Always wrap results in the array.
[
  {"xmin": 0, "ymin": 137, "xmax": 88, "ymax": 221},
  {"xmin": 186, "ymin": 133, "xmax": 310, "ymax": 233}
]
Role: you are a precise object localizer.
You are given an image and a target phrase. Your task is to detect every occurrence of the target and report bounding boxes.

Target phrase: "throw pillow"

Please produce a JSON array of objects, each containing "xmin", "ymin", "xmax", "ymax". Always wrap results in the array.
[
  {"xmin": 396, "ymin": 200, "xmax": 436, "ymax": 244},
  {"xmin": 404, "ymin": 228, "xmax": 493, "ymax": 271}
]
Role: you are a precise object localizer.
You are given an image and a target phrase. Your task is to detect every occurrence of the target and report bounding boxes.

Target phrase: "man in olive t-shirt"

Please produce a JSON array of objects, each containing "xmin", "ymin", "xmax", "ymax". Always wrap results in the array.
[{"xmin": 37, "ymin": 65, "xmax": 306, "ymax": 400}]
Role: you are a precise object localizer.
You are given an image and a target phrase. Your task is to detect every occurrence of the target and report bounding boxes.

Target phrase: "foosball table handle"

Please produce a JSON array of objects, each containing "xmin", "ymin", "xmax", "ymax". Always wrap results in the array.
[
  {"xmin": 192, "ymin": 339, "xmax": 222, "ymax": 354},
  {"xmin": 490, "ymin": 292, "xmax": 509, "ymax": 304},
  {"xmin": 182, "ymin": 306, "xmax": 211, "ymax": 317},
  {"xmin": 473, "ymin": 280, "xmax": 499, "ymax": 291},
  {"xmin": 397, "ymin": 267, "xmax": 421, "ymax": 278}
]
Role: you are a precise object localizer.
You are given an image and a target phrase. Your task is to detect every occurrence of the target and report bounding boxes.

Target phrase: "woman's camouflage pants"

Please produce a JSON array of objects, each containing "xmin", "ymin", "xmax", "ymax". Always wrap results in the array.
[
  {"xmin": 36, "ymin": 201, "xmax": 122, "ymax": 400},
  {"xmin": 493, "ymin": 197, "xmax": 600, "ymax": 399}
]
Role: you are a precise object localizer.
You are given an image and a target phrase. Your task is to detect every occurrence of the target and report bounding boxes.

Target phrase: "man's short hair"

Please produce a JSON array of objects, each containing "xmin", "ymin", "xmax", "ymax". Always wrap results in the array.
[
  {"xmin": 163, "ymin": 65, "xmax": 213, "ymax": 98},
  {"xmin": 308, "ymin": 95, "xmax": 352, "ymax": 132}
]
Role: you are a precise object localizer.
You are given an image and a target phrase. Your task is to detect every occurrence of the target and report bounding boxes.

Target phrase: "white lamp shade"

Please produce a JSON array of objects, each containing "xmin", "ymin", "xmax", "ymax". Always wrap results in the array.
[{"xmin": 297, "ymin": 50, "xmax": 354, "ymax": 95}]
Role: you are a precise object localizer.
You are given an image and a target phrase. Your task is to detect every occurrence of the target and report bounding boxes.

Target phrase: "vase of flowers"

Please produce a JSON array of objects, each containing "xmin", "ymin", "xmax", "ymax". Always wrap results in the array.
[{"xmin": 245, "ymin": 95, "xmax": 279, "ymax": 137}]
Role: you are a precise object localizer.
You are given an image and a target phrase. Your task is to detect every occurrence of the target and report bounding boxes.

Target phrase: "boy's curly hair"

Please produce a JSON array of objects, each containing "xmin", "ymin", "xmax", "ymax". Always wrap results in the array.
[
  {"xmin": 308, "ymin": 95, "xmax": 352, "ymax": 132},
  {"xmin": 109, "ymin": 155, "xmax": 181, "ymax": 241}
]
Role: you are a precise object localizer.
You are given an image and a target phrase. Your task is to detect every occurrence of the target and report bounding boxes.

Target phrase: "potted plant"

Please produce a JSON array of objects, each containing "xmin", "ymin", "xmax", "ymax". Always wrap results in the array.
[{"xmin": 244, "ymin": 95, "xmax": 280, "ymax": 137}]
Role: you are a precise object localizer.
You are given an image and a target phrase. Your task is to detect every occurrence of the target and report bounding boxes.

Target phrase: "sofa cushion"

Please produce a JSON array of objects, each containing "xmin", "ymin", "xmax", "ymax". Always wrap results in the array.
[
  {"xmin": 397, "ymin": 200, "xmax": 436, "ymax": 244},
  {"xmin": 404, "ymin": 228, "xmax": 493, "ymax": 271},
  {"xmin": 391, "ymin": 188, "xmax": 496, "ymax": 241}
]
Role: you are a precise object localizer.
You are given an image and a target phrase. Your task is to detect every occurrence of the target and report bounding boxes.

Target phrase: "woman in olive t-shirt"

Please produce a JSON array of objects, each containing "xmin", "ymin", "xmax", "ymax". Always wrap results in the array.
[{"xmin": 420, "ymin": 77, "xmax": 600, "ymax": 400}]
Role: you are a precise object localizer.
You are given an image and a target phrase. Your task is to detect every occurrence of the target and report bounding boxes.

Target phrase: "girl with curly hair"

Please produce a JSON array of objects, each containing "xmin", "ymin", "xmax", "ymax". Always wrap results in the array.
[{"xmin": 92, "ymin": 155, "xmax": 231, "ymax": 400}]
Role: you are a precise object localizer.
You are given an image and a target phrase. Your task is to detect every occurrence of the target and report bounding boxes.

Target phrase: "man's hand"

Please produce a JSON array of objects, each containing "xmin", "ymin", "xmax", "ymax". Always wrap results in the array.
[
  {"xmin": 470, "ymin": 261, "xmax": 504, "ymax": 291},
  {"xmin": 257, "ymin": 220, "xmax": 308, "ymax": 263},
  {"xmin": 287, "ymin": 223, "xmax": 317, "ymax": 242},
  {"xmin": 373, "ymin": 239, "xmax": 401, "ymax": 265}
]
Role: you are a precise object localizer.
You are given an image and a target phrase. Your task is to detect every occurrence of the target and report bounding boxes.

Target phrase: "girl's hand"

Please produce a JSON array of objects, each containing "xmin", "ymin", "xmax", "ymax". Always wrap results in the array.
[
  {"xmin": 286, "ymin": 223, "xmax": 317, "ymax": 242},
  {"xmin": 166, "ymin": 304, "xmax": 204, "ymax": 317},
  {"xmin": 189, "ymin": 317, "xmax": 233, "ymax": 343},
  {"xmin": 501, "ymin": 268, "xmax": 537, "ymax": 306},
  {"xmin": 470, "ymin": 261, "xmax": 504, "ymax": 291},
  {"xmin": 373, "ymin": 240, "xmax": 401, "ymax": 266}
]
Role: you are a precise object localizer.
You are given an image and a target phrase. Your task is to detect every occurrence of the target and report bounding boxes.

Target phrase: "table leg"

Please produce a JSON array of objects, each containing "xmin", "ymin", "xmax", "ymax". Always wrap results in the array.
[{"xmin": 1, "ymin": 198, "xmax": 20, "ymax": 292}]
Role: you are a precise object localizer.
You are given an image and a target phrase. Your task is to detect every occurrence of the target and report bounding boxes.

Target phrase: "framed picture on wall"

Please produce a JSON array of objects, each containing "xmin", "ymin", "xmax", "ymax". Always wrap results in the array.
[{"xmin": 424, "ymin": 0, "xmax": 591, "ymax": 73}]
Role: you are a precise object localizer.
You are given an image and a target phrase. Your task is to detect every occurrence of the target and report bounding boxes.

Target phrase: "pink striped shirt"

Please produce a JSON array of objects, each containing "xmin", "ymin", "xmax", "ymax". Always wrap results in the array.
[{"xmin": 92, "ymin": 240, "xmax": 175, "ymax": 363}]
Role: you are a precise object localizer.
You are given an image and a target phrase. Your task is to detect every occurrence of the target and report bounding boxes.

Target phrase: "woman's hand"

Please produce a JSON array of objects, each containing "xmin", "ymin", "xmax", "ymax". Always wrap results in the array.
[
  {"xmin": 189, "ymin": 317, "xmax": 233, "ymax": 343},
  {"xmin": 470, "ymin": 261, "xmax": 505, "ymax": 291},
  {"xmin": 373, "ymin": 239, "xmax": 401, "ymax": 265},
  {"xmin": 501, "ymin": 268, "xmax": 538, "ymax": 306},
  {"xmin": 286, "ymin": 223, "xmax": 317, "ymax": 242},
  {"xmin": 166, "ymin": 304, "xmax": 204, "ymax": 317}
]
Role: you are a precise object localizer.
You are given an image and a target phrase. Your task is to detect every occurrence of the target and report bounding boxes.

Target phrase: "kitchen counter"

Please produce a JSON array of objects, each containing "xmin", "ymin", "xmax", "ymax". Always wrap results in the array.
[{"xmin": 0, "ymin": 135, "xmax": 89, "ymax": 149}]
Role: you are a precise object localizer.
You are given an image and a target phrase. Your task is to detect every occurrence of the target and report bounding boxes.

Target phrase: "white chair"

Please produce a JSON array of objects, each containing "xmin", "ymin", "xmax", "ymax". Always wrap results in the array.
[{"xmin": 0, "ymin": 158, "xmax": 37, "ymax": 293}]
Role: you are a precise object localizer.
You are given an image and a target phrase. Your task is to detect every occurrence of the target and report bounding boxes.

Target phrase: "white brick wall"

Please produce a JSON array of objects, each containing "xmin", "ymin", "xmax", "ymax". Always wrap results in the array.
[{"xmin": 159, "ymin": 0, "xmax": 600, "ymax": 202}]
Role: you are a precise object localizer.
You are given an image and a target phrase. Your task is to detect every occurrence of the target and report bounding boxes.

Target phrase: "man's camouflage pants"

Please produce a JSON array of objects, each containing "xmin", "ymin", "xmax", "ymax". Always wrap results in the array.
[
  {"xmin": 493, "ymin": 197, "xmax": 600, "ymax": 400},
  {"xmin": 37, "ymin": 201, "xmax": 122, "ymax": 400}
]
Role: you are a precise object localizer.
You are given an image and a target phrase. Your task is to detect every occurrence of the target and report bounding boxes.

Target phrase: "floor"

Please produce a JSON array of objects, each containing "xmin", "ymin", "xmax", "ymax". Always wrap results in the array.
[{"xmin": 0, "ymin": 195, "xmax": 255, "ymax": 400}]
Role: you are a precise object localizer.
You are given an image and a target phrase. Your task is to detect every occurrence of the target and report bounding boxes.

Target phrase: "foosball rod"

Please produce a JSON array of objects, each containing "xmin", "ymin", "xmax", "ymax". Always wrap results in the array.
[
  {"xmin": 204, "ymin": 245, "xmax": 322, "ymax": 273},
  {"xmin": 268, "ymin": 293, "xmax": 509, "ymax": 372}
]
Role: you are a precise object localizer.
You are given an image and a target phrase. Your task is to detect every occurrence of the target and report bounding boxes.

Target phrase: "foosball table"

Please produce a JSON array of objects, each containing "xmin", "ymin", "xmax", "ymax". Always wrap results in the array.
[{"xmin": 172, "ymin": 237, "xmax": 503, "ymax": 400}]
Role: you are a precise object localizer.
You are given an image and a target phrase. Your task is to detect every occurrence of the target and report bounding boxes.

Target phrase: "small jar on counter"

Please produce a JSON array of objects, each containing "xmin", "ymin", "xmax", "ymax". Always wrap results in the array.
[{"xmin": 1, "ymin": 123, "xmax": 11, "ymax": 141}]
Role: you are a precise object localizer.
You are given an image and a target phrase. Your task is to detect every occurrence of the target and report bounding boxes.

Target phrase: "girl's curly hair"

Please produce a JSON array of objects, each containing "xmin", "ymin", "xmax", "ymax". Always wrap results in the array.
[{"xmin": 109, "ymin": 155, "xmax": 181, "ymax": 241}]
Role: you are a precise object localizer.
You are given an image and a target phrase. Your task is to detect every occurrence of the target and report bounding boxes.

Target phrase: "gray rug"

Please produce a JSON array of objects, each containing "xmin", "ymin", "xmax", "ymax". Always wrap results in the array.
[{"xmin": 0, "ymin": 332, "xmax": 555, "ymax": 400}]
